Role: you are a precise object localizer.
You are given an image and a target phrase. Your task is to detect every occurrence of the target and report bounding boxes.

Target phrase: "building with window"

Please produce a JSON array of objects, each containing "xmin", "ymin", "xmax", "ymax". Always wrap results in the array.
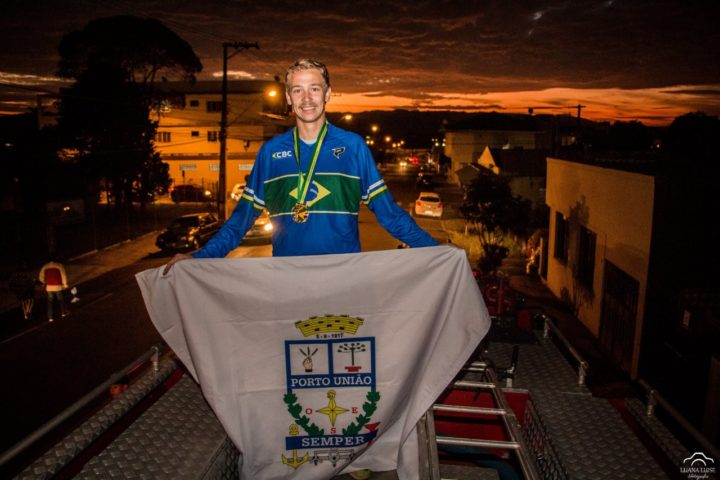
[
  {"xmin": 545, "ymin": 157, "xmax": 655, "ymax": 377},
  {"xmin": 545, "ymin": 151, "xmax": 720, "ymax": 440},
  {"xmin": 443, "ymin": 112, "xmax": 551, "ymax": 186},
  {"xmin": 152, "ymin": 80, "xmax": 292, "ymax": 211}
]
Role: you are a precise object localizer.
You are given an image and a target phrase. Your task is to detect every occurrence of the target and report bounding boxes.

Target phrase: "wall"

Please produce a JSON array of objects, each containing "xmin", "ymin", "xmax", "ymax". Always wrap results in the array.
[
  {"xmin": 153, "ymin": 87, "xmax": 291, "ymax": 208},
  {"xmin": 545, "ymin": 157, "xmax": 654, "ymax": 376}
]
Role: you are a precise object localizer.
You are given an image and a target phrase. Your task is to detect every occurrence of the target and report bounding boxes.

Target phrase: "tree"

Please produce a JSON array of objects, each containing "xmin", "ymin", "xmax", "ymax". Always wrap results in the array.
[
  {"xmin": 56, "ymin": 16, "xmax": 202, "ymax": 207},
  {"xmin": 460, "ymin": 169, "xmax": 531, "ymax": 274}
]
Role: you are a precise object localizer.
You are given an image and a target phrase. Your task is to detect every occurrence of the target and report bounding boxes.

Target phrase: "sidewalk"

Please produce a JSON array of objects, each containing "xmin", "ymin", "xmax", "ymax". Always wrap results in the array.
[
  {"xmin": 0, "ymin": 232, "xmax": 161, "ymax": 339},
  {"xmin": 507, "ymin": 272, "xmax": 637, "ymax": 397}
]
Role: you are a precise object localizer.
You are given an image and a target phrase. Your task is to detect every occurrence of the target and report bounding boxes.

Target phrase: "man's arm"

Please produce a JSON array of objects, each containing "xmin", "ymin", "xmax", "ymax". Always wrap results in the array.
[
  {"xmin": 367, "ymin": 191, "xmax": 439, "ymax": 247},
  {"xmin": 192, "ymin": 201, "xmax": 261, "ymax": 259},
  {"xmin": 357, "ymin": 139, "xmax": 438, "ymax": 248}
]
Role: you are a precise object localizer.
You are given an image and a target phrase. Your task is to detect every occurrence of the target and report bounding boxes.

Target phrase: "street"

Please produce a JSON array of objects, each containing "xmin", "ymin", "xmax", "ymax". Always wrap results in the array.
[{"xmin": 0, "ymin": 169, "xmax": 454, "ymax": 454}]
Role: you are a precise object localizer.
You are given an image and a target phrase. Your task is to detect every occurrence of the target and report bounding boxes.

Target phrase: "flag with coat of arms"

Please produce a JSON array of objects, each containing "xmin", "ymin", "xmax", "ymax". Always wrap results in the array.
[{"xmin": 136, "ymin": 245, "xmax": 491, "ymax": 479}]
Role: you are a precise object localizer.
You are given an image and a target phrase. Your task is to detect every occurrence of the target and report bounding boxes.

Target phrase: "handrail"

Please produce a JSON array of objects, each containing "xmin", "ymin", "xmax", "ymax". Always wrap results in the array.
[
  {"xmin": 638, "ymin": 378, "xmax": 720, "ymax": 461},
  {"xmin": 540, "ymin": 314, "xmax": 588, "ymax": 385},
  {"xmin": 484, "ymin": 367, "xmax": 542, "ymax": 480},
  {"xmin": 0, "ymin": 345, "xmax": 161, "ymax": 467}
]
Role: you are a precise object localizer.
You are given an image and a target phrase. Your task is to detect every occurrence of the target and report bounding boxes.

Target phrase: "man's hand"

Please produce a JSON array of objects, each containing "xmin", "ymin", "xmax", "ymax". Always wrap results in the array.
[{"xmin": 163, "ymin": 253, "xmax": 192, "ymax": 275}]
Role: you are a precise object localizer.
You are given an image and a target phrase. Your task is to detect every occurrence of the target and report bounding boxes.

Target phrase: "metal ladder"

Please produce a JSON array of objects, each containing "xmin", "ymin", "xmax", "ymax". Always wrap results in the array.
[{"xmin": 416, "ymin": 355, "xmax": 542, "ymax": 480}]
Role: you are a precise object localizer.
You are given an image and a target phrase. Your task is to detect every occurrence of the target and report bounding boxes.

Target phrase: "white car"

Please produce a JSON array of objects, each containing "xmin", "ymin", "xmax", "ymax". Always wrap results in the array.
[{"xmin": 414, "ymin": 192, "xmax": 443, "ymax": 218}]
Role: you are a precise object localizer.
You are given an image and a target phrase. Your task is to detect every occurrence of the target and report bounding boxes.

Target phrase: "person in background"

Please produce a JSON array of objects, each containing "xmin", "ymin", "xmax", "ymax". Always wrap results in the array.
[
  {"xmin": 164, "ymin": 58, "xmax": 437, "ymax": 273},
  {"xmin": 38, "ymin": 258, "xmax": 69, "ymax": 322}
]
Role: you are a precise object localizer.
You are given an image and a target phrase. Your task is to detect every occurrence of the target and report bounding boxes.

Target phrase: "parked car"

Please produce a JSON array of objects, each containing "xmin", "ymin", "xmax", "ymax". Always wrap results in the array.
[
  {"xmin": 243, "ymin": 210, "xmax": 273, "ymax": 243},
  {"xmin": 156, "ymin": 213, "xmax": 220, "ymax": 252},
  {"xmin": 170, "ymin": 184, "xmax": 214, "ymax": 203},
  {"xmin": 414, "ymin": 191, "xmax": 443, "ymax": 218}
]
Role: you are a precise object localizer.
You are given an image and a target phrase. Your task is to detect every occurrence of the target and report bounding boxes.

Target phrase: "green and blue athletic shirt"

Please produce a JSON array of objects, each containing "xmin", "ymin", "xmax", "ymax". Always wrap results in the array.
[{"xmin": 193, "ymin": 122, "xmax": 438, "ymax": 258}]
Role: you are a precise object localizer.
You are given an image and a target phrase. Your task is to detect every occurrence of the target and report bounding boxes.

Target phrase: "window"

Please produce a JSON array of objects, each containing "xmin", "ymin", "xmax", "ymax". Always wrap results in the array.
[
  {"xmin": 155, "ymin": 131, "xmax": 171, "ymax": 143},
  {"xmin": 189, "ymin": 99, "xmax": 199, "ymax": 107},
  {"xmin": 191, "ymin": 131, "xmax": 199, "ymax": 137},
  {"xmin": 207, "ymin": 101, "xmax": 223, "ymax": 112},
  {"xmin": 554, "ymin": 212, "xmax": 568, "ymax": 262},
  {"xmin": 207, "ymin": 131, "xmax": 218, "ymax": 142},
  {"xmin": 576, "ymin": 225, "xmax": 596, "ymax": 289}
]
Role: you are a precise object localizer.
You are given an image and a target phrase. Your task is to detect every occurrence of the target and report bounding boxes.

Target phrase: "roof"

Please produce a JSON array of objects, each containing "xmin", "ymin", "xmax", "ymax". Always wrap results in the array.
[{"xmin": 488, "ymin": 148, "xmax": 549, "ymax": 177}]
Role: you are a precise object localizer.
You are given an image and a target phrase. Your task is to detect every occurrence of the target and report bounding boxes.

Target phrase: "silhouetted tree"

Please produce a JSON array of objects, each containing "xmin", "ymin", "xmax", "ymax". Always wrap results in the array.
[
  {"xmin": 608, "ymin": 120, "xmax": 652, "ymax": 151},
  {"xmin": 56, "ymin": 16, "xmax": 201, "ymax": 208},
  {"xmin": 460, "ymin": 169, "xmax": 531, "ymax": 273}
]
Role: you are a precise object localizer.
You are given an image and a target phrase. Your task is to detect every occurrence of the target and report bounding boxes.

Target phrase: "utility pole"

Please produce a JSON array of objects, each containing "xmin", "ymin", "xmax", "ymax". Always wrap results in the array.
[
  {"xmin": 576, "ymin": 103, "xmax": 586, "ymax": 127},
  {"xmin": 219, "ymin": 41, "xmax": 259, "ymax": 221}
]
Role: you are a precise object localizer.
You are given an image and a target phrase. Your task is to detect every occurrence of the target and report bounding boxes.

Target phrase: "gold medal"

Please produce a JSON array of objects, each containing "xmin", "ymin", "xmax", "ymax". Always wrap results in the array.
[
  {"xmin": 291, "ymin": 203, "xmax": 309, "ymax": 223},
  {"xmin": 291, "ymin": 122, "xmax": 327, "ymax": 225}
]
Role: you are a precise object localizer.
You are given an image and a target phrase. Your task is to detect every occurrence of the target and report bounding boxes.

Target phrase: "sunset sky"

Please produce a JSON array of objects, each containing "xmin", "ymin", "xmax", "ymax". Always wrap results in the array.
[{"xmin": 1, "ymin": 0, "xmax": 718, "ymax": 125}]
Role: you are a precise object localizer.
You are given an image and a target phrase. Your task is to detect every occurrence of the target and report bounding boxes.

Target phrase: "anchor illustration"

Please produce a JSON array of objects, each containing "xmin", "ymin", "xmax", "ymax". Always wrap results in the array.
[{"xmin": 281, "ymin": 424, "xmax": 309, "ymax": 469}]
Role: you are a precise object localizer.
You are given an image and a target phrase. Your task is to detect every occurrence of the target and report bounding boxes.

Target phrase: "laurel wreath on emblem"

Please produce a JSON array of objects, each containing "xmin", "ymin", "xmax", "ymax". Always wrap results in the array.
[
  {"xmin": 343, "ymin": 391, "xmax": 381, "ymax": 435},
  {"xmin": 283, "ymin": 391, "xmax": 381, "ymax": 436}
]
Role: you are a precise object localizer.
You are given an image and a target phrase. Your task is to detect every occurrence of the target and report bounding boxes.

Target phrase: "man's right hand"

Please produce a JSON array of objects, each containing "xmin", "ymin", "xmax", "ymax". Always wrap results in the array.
[{"xmin": 163, "ymin": 253, "xmax": 192, "ymax": 275}]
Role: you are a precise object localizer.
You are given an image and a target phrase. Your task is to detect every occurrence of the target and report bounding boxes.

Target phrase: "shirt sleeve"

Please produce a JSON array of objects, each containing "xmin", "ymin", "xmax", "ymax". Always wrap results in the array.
[
  {"xmin": 192, "ymin": 147, "xmax": 266, "ymax": 259},
  {"xmin": 358, "ymin": 142, "xmax": 439, "ymax": 248}
]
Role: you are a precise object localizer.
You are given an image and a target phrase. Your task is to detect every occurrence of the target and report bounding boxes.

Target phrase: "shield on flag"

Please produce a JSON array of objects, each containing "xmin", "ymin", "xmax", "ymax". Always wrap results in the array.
[{"xmin": 281, "ymin": 315, "xmax": 381, "ymax": 472}]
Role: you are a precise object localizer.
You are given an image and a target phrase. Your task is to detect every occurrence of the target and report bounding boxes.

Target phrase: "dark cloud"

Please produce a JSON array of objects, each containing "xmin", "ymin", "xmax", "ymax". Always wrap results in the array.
[{"xmin": 0, "ymin": 0, "xmax": 719, "ymax": 121}]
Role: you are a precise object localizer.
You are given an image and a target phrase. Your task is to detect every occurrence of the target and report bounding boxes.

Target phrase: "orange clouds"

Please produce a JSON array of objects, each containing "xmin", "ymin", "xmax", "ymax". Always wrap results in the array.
[{"xmin": 328, "ymin": 84, "xmax": 720, "ymax": 126}]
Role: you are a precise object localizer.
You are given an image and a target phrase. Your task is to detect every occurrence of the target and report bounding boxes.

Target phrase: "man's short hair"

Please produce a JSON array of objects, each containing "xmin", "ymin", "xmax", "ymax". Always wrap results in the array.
[{"xmin": 285, "ymin": 59, "xmax": 330, "ymax": 89}]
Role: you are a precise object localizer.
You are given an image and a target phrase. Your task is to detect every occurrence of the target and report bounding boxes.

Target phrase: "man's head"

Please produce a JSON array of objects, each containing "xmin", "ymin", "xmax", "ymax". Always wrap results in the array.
[
  {"xmin": 285, "ymin": 59, "xmax": 330, "ymax": 89},
  {"xmin": 285, "ymin": 59, "xmax": 332, "ymax": 127}
]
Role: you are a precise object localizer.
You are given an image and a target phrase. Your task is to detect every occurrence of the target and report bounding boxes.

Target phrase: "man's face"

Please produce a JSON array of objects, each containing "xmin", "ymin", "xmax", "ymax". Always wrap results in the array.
[{"xmin": 285, "ymin": 68, "xmax": 331, "ymax": 125}]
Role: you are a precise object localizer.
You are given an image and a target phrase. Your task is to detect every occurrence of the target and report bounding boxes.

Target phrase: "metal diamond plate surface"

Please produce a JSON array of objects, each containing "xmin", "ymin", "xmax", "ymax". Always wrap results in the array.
[
  {"xmin": 75, "ymin": 375, "xmax": 238, "ymax": 479},
  {"xmin": 529, "ymin": 391, "xmax": 668, "ymax": 479},
  {"xmin": 625, "ymin": 398, "xmax": 691, "ymax": 468},
  {"xmin": 485, "ymin": 337, "xmax": 589, "ymax": 396},
  {"xmin": 481, "ymin": 331, "xmax": 674, "ymax": 479},
  {"xmin": 16, "ymin": 359, "xmax": 178, "ymax": 480}
]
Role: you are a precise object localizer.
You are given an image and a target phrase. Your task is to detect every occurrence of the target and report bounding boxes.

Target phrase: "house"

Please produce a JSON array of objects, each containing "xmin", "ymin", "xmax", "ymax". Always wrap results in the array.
[
  {"xmin": 545, "ymin": 157, "xmax": 654, "ymax": 377},
  {"xmin": 152, "ymin": 80, "xmax": 292, "ymax": 214},
  {"xmin": 443, "ymin": 112, "xmax": 550, "ymax": 185},
  {"xmin": 545, "ymin": 153, "xmax": 720, "ymax": 441},
  {"xmin": 477, "ymin": 146, "xmax": 547, "ymax": 209}
]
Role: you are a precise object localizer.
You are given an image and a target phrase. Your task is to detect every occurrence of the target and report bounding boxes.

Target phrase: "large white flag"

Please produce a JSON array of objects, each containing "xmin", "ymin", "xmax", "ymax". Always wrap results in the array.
[{"xmin": 136, "ymin": 246, "xmax": 490, "ymax": 479}]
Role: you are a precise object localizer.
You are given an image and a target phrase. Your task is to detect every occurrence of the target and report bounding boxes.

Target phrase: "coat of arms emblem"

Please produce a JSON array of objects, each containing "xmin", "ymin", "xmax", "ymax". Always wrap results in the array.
[{"xmin": 281, "ymin": 315, "xmax": 381, "ymax": 471}]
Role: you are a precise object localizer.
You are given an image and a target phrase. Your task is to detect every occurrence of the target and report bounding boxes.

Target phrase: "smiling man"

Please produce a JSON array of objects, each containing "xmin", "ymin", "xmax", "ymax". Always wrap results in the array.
[{"xmin": 164, "ymin": 59, "xmax": 436, "ymax": 271}]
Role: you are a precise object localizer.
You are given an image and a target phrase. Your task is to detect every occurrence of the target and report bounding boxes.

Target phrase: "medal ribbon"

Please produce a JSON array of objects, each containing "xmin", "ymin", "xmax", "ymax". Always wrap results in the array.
[{"xmin": 293, "ymin": 121, "xmax": 328, "ymax": 205}]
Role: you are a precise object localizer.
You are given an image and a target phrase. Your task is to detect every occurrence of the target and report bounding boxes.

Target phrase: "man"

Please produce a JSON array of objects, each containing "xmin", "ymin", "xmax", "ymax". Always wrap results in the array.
[
  {"xmin": 38, "ymin": 258, "xmax": 69, "ymax": 322},
  {"xmin": 164, "ymin": 59, "xmax": 437, "ymax": 273}
]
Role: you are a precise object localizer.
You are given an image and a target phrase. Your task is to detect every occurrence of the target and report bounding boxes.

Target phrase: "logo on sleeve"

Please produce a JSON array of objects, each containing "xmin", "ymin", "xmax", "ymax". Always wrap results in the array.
[
  {"xmin": 272, "ymin": 150, "xmax": 294, "ymax": 160},
  {"xmin": 332, "ymin": 147, "xmax": 346, "ymax": 159}
]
